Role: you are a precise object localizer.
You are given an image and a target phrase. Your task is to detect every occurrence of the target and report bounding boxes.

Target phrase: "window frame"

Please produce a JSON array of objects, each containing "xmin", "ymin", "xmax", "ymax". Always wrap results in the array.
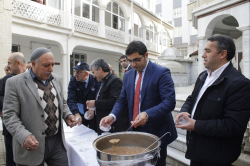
[
  {"xmin": 173, "ymin": 7, "xmax": 182, "ymax": 18},
  {"xmin": 105, "ymin": 2, "xmax": 125, "ymax": 32},
  {"xmin": 74, "ymin": 0, "xmax": 100, "ymax": 23}
]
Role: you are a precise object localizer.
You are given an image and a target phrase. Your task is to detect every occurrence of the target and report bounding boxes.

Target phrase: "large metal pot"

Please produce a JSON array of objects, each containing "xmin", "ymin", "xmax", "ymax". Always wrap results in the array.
[{"xmin": 93, "ymin": 131, "xmax": 161, "ymax": 166}]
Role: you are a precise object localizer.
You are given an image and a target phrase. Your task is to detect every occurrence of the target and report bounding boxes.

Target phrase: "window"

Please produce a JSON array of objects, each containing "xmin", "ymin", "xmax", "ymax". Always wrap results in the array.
[
  {"xmin": 156, "ymin": 0, "xmax": 162, "ymax": 5},
  {"xmin": 146, "ymin": 21, "xmax": 156, "ymax": 43},
  {"xmin": 12, "ymin": 45, "xmax": 20, "ymax": 53},
  {"xmin": 174, "ymin": 27, "xmax": 182, "ymax": 37},
  {"xmin": 70, "ymin": 52, "xmax": 86, "ymax": 77},
  {"xmin": 129, "ymin": 13, "xmax": 143, "ymax": 38},
  {"xmin": 190, "ymin": 24, "xmax": 198, "ymax": 35},
  {"xmin": 105, "ymin": 2, "xmax": 125, "ymax": 31},
  {"xmin": 47, "ymin": 0, "xmax": 64, "ymax": 10},
  {"xmin": 159, "ymin": 29, "xmax": 170, "ymax": 47},
  {"xmin": 74, "ymin": 0, "xmax": 99, "ymax": 23},
  {"xmin": 177, "ymin": 47, "xmax": 187, "ymax": 57},
  {"xmin": 174, "ymin": 8, "xmax": 182, "ymax": 18}
]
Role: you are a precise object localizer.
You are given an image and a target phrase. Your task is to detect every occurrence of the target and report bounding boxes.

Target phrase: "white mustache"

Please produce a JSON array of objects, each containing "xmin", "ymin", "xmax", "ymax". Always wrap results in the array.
[{"xmin": 45, "ymin": 72, "xmax": 51, "ymax": 75}]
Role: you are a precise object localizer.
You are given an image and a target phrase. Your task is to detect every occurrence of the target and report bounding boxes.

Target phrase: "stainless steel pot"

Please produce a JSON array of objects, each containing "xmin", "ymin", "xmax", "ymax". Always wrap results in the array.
[{"xmin": 93, "ymin": 131, "xmax": 161, "ymax": 166}]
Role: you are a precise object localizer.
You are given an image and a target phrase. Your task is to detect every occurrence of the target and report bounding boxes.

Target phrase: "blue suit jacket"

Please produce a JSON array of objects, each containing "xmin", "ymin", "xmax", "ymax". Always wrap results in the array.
[{"xmin": 111, "ymin": 60, "xmax": 177, "ymax": 147}]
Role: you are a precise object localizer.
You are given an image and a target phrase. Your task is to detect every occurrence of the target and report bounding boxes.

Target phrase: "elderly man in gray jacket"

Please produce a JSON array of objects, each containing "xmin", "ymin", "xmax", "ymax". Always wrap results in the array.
[{"xmin": 3, "ymin": 48, "xmax": 78, "ymax": 166}]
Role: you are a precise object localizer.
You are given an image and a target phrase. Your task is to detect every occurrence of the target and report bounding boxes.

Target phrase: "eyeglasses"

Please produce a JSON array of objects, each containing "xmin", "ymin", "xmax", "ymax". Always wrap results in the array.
[
  {"xmin": 120, "ymin": 59, "xmax": 127, "ymax": 63},
  {"xmin": 127, "ymin": 56, "xmax": 144, "ymax": 64}
]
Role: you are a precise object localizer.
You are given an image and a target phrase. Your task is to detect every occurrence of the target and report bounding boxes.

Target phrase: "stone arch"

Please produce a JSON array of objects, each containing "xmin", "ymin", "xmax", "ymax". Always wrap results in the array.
[
  {"xmin": 134, "ymin": 11, "xmax": 145, "ymax": 26},
  {"xmin": 205, "ymin": 14, "xmax": 232, "ymax": 37}
]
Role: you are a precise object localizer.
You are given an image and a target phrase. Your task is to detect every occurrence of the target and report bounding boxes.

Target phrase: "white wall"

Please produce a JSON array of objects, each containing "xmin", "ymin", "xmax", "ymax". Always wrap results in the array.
[{"xmin": 12, "ymin": 35, "xmax": 64, "ymax": 78}]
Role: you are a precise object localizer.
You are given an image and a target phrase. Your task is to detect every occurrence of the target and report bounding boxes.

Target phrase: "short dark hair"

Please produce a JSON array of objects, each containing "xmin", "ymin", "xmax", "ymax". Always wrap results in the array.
[
  {"xmin": 125, "ymin": 41, "xmax": 147, "ymax": 56},
  {"xmin": 119, "ymin": 55, "xmax": 127, "ymax": 60},
  {"xmin": 207, "ymin": 35, "xmax": 236, "ymax": 61},
  {"xmin": 90, "ymin": 58, "xmax": 110, "ymax": 72}
]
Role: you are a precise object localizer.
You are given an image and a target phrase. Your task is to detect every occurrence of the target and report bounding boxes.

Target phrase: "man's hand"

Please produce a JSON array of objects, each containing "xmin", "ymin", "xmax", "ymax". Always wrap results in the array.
[
  {"xmin": 66, "ymin": 115, "xmax": 78, "ymax": 128},
  {"xmin": 86, "ymin": 100, "xmax": 95, "ymax": 109},
  {"xmin": 23, "ymin": 135, "xmax": 39, "ymax": 151},
  {"xmin": 131, "ymin": 112, "xmax": 148, "ymax": 127},
  {"xmin": 100, "ymin": 115, "xmax": 115, "ymax": 126},
  {"xmin": 175, "ymin": 115, "xmax": 196, "ymax": 131},
  {"xmin": 74, "ymin": 113, "xmax": 82, "ymax": 126},
  {"xmin": 174, "ymin": 112, "xmax": 191, "ymax": 124}
]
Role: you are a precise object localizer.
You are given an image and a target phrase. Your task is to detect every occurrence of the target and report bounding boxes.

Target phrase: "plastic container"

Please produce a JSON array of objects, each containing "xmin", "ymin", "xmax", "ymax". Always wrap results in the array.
[
  {"xmin": 84, "ymin": 110, "xmax": 94, "ymax": 120},
  {"xmin": 99, "ymin": 122, "xmax": 111, "ymax": 132}
]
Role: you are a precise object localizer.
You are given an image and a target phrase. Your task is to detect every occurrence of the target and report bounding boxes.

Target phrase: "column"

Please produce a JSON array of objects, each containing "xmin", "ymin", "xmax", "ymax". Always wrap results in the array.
[
  {"xmin": 130, "ymin": 0, "xmax": 134, "ymax": 42},
  {"xmin": 142, "ymin": 25, "xmax": 147, "ymax": 45},
  {"xmin": 0, "ymin": 0, "xmax": 12, "ymax": 78},
  {"xmin": 156, "ymin": 32, "xmax": 159, "ymax": 53},
  {"xmin": 196, "ymin": 35, "xmax": 209, "ymax": 74},
  {"xmin": 62, "ymin": 53, "xmax": 68, "ymax": 98},
  {"xmin": 237, "ymin": 26, "xmax": 250, "ymax": 79},
  {"xmin": 125, "ymin": 17, "xmax": 130, "ymax": 44},
  {"xmin": 64, "ymin": 0, "xmax": 71, "ymax": 28},
  {"xmin": 98, "ymin": 5, "xmax": 106, "ymax": 38}
]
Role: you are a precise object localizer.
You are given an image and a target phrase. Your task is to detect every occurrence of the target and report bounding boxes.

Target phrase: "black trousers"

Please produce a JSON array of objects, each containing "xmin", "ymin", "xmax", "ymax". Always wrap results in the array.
[
  {"xmin": 191, "ymin": 160, "xmax": 232, "ymax": 166},
  {"xmin": 4, "ymin": 134, "xmax": 16, "ymax": 166},
  {"xmin": 16, "ymin": 133, "xmax": 68, "ymax": 166},
  {"xmin": 155, "ymin": 146, "xmax": 167, "ymax": 166}
]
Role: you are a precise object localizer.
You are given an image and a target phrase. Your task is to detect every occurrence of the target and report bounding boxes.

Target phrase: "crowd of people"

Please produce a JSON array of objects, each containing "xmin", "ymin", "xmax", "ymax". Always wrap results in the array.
[{"xmin": 0, "ymin": 37, "xmax": 249, "ymax": 166}]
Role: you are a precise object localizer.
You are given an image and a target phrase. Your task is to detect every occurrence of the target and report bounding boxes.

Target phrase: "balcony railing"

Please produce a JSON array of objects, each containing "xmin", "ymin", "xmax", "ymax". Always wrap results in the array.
[
  {"xmin": 12, "ymin": 0, "xmax": 63, "ymax": 26},
  {"xmin": 74, "ymin": 16, "xmax": 99, "ymax": 37},
  {"xmin": 105, "ymin": 26, "xmax": 125, "ymax": 43},
  {"xmin": 12, "ymin": 0, "xmax": 162, "ymax": 53},
  {"xmin": 146, "ymin": 41, "xmax": 157, "ymax": 52}
]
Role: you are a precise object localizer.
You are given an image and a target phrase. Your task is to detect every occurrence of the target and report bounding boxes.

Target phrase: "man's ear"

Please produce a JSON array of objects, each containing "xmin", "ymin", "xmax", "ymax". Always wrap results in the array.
[{"xmin": 220, "ymin": 50, "xmax": 227, "ymax": 60}]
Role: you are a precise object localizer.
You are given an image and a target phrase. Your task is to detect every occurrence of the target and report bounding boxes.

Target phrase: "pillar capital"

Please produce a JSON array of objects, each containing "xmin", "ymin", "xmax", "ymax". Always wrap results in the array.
[
  {"xmin": 237, "ymin": 25, "xmax": 250, "ymax": 32},
  {"xmin": 99, "ymin": 5, "xmax": 106, "ymax": 10}
]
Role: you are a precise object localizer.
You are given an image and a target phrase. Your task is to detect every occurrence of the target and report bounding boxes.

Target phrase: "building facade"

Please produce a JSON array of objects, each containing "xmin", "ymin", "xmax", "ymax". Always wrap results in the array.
[
  {"xmin": 0, "ymin": 0, "xmax": 173, "ymax": 97},
  {"xmin": 156, "ymin": 0, "xmax": 198, "ymax": 58}
]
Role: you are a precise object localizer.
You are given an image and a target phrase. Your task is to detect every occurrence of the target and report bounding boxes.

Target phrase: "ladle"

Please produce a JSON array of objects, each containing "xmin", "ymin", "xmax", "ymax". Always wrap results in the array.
[
  {"xmin": 109, "ymin": 125, "xmax": 133, "ymax": 145},
  {"xmin": 140, "ymin": 132, "xmax": 171, "ymax": 154}
]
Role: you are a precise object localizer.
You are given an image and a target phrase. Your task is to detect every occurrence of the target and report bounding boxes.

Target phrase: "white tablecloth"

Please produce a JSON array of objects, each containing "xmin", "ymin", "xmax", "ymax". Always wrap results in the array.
[{"xmin": 63, "ymin": 122, "xmax": 100, "ymax": 166}]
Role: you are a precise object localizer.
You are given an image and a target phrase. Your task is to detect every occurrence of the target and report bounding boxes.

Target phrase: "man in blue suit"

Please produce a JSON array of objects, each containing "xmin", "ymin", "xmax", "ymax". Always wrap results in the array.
[{"xmin": 101, "ymin": 41, "xmax": 177, "ymax": 166}]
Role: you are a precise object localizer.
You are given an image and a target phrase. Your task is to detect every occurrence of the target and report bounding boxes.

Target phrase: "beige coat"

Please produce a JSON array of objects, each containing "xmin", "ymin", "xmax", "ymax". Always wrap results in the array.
[{"xmin": 3, "ymin": 71, "xmax": 71, "ymax": 165}]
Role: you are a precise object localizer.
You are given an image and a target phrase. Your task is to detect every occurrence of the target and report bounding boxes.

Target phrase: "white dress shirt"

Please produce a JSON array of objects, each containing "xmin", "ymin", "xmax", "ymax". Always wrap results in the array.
[
  {"xmin": 191, "ymin": 62, "xmax": 230, "ymax": 118},
  {"xmin": 111, "ymin": 59, "xmax": 149, "ymax": 121}
]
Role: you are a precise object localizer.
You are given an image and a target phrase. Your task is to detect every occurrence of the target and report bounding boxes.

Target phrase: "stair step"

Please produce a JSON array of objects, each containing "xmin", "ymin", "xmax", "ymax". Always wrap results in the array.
[
  {"xmin": 167, "ymin": 146, "xmax": 190, "ymax": 165},
  {"xmin": 169, "ymin": 134, "xmax": 187, "ymax": 153}
]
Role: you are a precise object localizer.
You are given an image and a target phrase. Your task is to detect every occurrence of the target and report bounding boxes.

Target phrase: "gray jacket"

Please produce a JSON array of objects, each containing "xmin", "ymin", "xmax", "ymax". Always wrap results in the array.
[{"xmin": 3, "ymin": 71, "xmax": 71, "ymax": 165}]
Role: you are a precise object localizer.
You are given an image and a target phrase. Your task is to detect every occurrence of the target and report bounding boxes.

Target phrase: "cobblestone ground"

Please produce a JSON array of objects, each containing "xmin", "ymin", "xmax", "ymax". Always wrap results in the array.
[{"xmin": 0, "ymin": 133, "xmax": 6, "ymax": 166}]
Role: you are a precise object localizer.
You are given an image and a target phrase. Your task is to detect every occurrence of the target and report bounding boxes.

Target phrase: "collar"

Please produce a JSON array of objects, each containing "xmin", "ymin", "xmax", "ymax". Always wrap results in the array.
[
  {"xmin": 206, "ymin": 61, "xmax": 230, "ymax": 77},
  {"xmin": 84, "ymin": 75, "xmax": 89, "ymax": 84},
  {"xmin": 125, "ymin": 64, "xmax": 131, "ymax": 70},
  {"xmin": 101, "ymin": 72, "xmax": 111, "ymax": 83},
  {"xmin": 30, "ymin": 68, "xmax": 54, "ymax": 82}
]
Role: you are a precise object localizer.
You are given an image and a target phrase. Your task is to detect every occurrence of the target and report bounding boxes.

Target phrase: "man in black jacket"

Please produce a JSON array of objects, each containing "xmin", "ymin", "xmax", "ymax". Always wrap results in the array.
[
  {"xmin": 86, "ymin": 58, "xmax": 123, "ymax": 135},
  {"xmin": 67, "ymin": 62, "xmax": 99, "ymax": 131},
  {"xmin": 175, "ymin": 35, "xmax": 250, "ymax": 166},
  {"xmin": 0, "ymin": 52, "xmax": 26, "ymax": 166}
]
